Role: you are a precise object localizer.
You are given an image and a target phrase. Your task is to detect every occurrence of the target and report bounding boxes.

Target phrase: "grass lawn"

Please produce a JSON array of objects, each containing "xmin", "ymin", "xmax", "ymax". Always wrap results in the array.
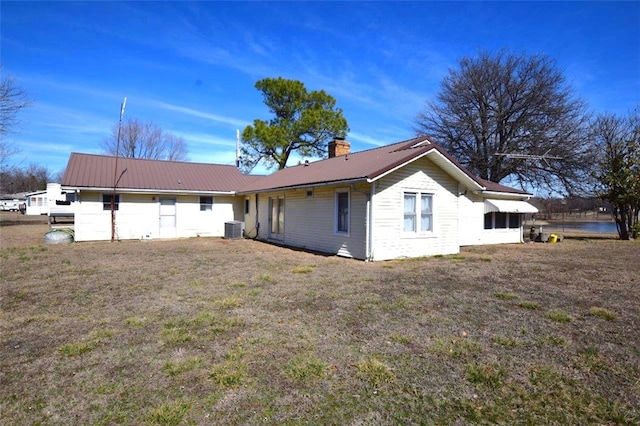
[{"xmin": 1, "ymin": 217, "xmax": 639, "ymax": 424}]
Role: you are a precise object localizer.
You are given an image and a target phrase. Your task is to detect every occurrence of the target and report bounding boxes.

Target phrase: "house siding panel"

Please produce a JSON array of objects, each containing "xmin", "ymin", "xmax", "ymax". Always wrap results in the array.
[
  {"xmin": 371, "ymin": 157, "xmax": 460, "ymax": 261},
  {"xmin": 74, "ymin": 191, "xmax": 112, "ymax": 242},
  {"xmin": 252, "ymin": 185, "xmax": 367, "ymax": 259},
  {"xmin": 459, "ymin": 195, "xmax": 525, "ymax": 246},
  {"xmin": 458, "ymin": 194, "xmax": 485, "ymax": 246},
  {"xmin": 73, "ymin": 191, "xmax": 238, "ymax": 241}
]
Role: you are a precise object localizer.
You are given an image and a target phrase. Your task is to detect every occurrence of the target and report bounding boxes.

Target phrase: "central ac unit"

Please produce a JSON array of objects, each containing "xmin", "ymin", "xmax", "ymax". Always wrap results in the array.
[{"xmin": 224, "ymin": 221, "xmax": 245, "ymax": 239}]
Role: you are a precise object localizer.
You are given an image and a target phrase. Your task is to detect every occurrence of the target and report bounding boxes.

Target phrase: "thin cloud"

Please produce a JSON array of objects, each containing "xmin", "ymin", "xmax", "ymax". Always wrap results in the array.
[
  {"xmin": 149, "ymin": 101, "xmax": 248, "ymax": 129},
  {"xmin": 348, "ymin": 132, "xmax": 385, "ymax": 147},
  {"xmin": 21, "ymin": 74, "xmax": 120, "ymax": 103},
  {"xmin": 172, "ymin": 131, "xmax": 238, "ymax": 148}
]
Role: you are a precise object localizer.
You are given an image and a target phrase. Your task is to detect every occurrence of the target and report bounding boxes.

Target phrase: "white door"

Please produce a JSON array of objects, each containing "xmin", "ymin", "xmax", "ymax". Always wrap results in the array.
[
  {"xmin": 268, "ymin": 196, "xmax": 284, "ymax": 240},
  {"xmin": 159, "ymin": 198, "xmax": 177, "ymax": 238}
]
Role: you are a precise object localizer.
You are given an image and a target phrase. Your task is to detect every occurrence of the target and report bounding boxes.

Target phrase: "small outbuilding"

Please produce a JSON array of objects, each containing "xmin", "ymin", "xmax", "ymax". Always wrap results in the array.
[{"xmin": 61, "ymin": 153, "xmax": 261, "ymax": 241}]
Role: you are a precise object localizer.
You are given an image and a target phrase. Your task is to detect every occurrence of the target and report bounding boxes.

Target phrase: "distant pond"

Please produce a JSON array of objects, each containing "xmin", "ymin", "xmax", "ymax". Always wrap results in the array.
[{"xmin": 542, "ymin": 221, "xmax": 618, "ymax": 234}]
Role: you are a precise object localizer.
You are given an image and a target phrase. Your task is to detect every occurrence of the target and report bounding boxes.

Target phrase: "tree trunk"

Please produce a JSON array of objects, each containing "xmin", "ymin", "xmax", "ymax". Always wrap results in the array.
[{"xmin": 614, "ymin": 206, "xmax": 630, "ymax": 240}]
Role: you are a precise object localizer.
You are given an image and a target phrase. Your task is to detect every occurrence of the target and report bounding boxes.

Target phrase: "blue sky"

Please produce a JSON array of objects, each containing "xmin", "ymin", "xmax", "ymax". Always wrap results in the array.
[{"xmin": 2, "ymin": 1, "xmax": 639, "ymax": 177}]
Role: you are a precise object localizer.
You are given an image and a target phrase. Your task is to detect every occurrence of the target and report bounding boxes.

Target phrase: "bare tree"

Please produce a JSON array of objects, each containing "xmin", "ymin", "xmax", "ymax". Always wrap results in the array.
[
  {"xmin": 101, "ymin": 118, "xmax": 188, "ymax": 161},
  {"xmin": 0, "ymin": 163, "xmax": 51, "ymax": 194},
  {"xmin": 591, "ymin": 111, "xmax": 640, "ymax": 240},
  {"xmin": 414, "ymin": 50, "xmax": 592, "ymax": 195},
  {"xmin": 0, "ymin": 68, "xmax": 33, "ymax": 168}
]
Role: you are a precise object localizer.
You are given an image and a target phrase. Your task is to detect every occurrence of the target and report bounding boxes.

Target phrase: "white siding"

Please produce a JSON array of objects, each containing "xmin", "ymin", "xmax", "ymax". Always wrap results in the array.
[
  {"xmin": 458, "ymin": 194, "xmax": 485, "ymax": 246},
  {"xmin": 74, "ymin": 191, "xmax": 238, "ymax": 242},
  {"xmin": 370, "ymin": 157, "xmax": 460, "ymax": 261},
  {"xmin": 477, "ymin": 227, "xmax": 523, "ymax": 245},
  {"xmin": 459, "ymin": 195, "xmax": 524, "ymax": 246},
  {"xmin": 251, "ymin": 185, "xmax": 368, "ymax": 259},
  {"xmin": 25, "ymin": 194, "xmax": 48, "ymax": 215}
]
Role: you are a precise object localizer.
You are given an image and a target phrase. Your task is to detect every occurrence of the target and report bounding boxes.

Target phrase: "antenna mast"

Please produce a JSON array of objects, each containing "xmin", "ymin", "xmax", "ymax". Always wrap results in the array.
[
  {"xmin": 111, "ymin": 97, "xmax": 127, "ymax": 242},
  {"xmin": 236, "ymin": 129, "xmax": 241, "ymax": 168},
  {"xmin": 495, "ymin": 149, "xmax": 562, "ymax": 167}
]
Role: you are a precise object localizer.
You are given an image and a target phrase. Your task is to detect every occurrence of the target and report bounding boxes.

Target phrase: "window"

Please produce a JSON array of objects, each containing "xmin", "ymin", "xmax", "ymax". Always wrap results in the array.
[
  {"xmin": 484, "ymin": 212, "xmax": 522, "ymax": 229},
  {"xmin": 484, "ymin": 213, "xmax": 493, "ymax": 229},
  {"xmin": 200, "ymin": 196, "xmax": 213, "ymax": 211},
  {"xmin": 269, "ymin": 196, "xmax": 285, "ymax": 237},
  {"xmin": 404, "ymin": 193, "xmax": 416, "ymax": 232},
  {"xmin": 404, "ymin": 192, "xmax": 433, "ymax": 233},
  {"xmin": 336, "ymin": 190, "xmax": 349, "ymax": 234},
  {"xmin": 421, "ymin": 194, "xmax": 433, "ymax": 232},
  {"xmin": 509, "ymin": 213, "xmax": 520, "ymax": 229},
  {"xmin": 244, "ymin": 199, "xmax": 250, "ymax": 215},
  {"xmin": 495, "ymin": 212, "xmax": 507, "ymax": 229},
  {"xmin": 103, "ymin": 194, "xmax": 119, "ymax": 211}
]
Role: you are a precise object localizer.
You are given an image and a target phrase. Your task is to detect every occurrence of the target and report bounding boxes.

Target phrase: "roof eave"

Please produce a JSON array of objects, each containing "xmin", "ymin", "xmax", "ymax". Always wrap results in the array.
[
  {"xmin": 368, "ymin": 149, "xmax": 486, "ymax": 191},
  {"xmin": 238, "ymin": 177, "xmax": 369, "ymax": 195},
  {"xmin": 62, "ymin": 186, "xmax": 236, "ymax": 196}
]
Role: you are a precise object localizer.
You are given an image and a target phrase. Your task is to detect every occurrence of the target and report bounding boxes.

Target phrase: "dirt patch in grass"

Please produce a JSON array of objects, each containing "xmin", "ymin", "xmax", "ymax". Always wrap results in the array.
[{"xmin": 1, "ymin": 223, "xmax": 639, "ymax": 424}]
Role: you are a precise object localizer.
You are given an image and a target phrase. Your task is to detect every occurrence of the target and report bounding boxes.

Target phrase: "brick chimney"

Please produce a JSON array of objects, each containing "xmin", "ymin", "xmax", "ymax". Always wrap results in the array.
[{"xmin": 328, "ymin": 137, "xmax": 350, "ymax": 158}]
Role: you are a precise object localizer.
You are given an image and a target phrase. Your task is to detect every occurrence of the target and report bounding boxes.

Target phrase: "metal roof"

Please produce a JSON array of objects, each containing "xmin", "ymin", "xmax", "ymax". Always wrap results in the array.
[
  {"xmin": 61, "ymin": 153, "xmax": 262, "ymax": 193},
  {"xmin": 60, "ymin": 137, "xmax": 530, "ymax": 197},
  {"xmin": 237, "ymin": 136, "xmax": 530, "ymax": 195}
]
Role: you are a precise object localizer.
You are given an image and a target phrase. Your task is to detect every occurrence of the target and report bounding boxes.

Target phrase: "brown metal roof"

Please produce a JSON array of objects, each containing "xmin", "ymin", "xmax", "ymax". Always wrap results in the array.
[
  {"xmin": 237, "ymin": 136, "xmax": 434, "ymax": 192},
  {"xmin": 478, "ymin": 178, "xmax": 530, "ymax": 195},
  {"xmin": 61, "ymin": 138, "xmax": 530, "ymax": 197},
  {"xmin": 237, "ymin": 136, "xmax": 529, "ymax": 195},
  {"xmin": 61, "ymin": 153, "xmax": 262, "ymax": 193}
]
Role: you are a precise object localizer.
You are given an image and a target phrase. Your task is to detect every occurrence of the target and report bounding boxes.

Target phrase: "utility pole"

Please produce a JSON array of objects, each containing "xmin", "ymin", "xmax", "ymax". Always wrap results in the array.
[{"xmin": 111, "ymin": 97, "xmax": 127, "ymax": 242}]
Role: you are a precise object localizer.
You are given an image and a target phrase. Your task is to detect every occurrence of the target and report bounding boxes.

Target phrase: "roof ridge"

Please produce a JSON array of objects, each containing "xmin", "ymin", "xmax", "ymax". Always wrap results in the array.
[
  {"xmin": 350, "ymin": 135, "xmax": 430, "ymax": 156},
  {"xmin": 287, "ymin": 135, "xmax": 431, "ymax": 168},
  {"xmin": 69, "ymin": 152, "xmax": 240, "ymax": 168}
]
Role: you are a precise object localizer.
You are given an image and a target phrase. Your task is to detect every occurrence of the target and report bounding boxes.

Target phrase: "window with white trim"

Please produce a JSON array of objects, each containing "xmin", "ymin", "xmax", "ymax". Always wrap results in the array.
[
  {"xmin": 200, "ymin": 196, "xmax": 213, "ymax": 211},
  {"xmin": 335, "ymin": 190, "xmax": 349, "ymax": 234},
  {"xmin": 403, "ymin": 192, "xmax": 433, "ymax": 233},
  {"xmin": 103, "ymin": 193, "xmax": 120, "ymax": 211},
  {"xmin": 269, "ymin": 196, "xmax": 285, "ymax": 237}
]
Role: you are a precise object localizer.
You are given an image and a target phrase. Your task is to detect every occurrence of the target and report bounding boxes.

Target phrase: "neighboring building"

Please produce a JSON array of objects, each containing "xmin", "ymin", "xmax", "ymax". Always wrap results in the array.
[
  {"xmin": 61, "ymin": 154, "xmax": 260, "ymax": 242},
  {"xmin": 25, "ymin": 184, "xmax": 76, "ymax": 216},
  {"xmin": 60, "ymin": 136, "xmax": 537, "ymax": 260},
  {"xmin": 25, "ymin": 189, "xmax": 48, "ymax": 215}
]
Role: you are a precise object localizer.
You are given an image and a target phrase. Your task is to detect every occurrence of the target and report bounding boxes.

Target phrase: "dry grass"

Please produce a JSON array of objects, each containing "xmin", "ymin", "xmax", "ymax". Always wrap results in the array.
[{"xmin": 1, "ymin": 214, "xmax": 639, "ymax": 424}]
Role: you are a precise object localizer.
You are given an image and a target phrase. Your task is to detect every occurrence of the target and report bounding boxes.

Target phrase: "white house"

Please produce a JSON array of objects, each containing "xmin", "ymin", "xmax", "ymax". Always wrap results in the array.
[
  {"xmin": 60, "ymin": 137, "xmax": 537, "ymax": 259},
  {"xmin": 238, "ymin": 137, "xmax": 537, "ymax": 261}
]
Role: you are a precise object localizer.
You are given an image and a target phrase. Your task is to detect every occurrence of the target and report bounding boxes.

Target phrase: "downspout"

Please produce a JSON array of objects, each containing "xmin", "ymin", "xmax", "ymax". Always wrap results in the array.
[
  {"xmin": 519, "ymin": 212, "xmax": 525, "ymax": 243},
  {"xmin": 369, "ymin": 182, "xmax": 375, "ymax": 261},
  {"xmin": 457, "ymin": 182, "xmax": 461, "ymax": 248},
  {"xmin": 254, "ymin": 193, "xmax": 260, "ymax": 239},
  {"xmin": 351, "ymin": 183, "xmax": 373, "ymax": 261}
]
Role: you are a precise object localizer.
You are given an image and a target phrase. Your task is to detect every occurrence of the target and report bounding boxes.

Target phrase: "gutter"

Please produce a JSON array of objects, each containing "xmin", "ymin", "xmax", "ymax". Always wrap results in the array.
[
  {"xmin": 476, "ymin": 190, "xmax": 533, "ymax": 199},
  {"xmin": 61, "ymin": 186, "xmax": 236, "ymax": 196}
]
